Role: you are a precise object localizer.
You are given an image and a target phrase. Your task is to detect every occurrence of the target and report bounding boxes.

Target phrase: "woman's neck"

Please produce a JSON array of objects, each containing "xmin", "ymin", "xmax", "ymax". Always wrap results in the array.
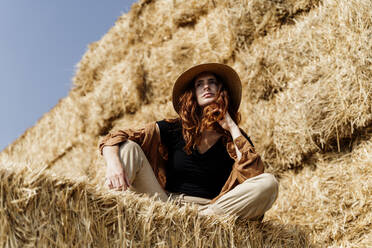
[
  {"xmin": 200, "ymin": 129, "xmax": 222, "ymax": 141},
  {"xmin": 196, "ymin": 129, "xmax": 222, "ymax": 154}
]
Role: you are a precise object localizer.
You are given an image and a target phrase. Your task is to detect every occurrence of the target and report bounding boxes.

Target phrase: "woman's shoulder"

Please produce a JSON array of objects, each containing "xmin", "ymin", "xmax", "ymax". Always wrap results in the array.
[
  {"xmin": 157, "ymin": 117, "xmax": 182, "ymax": 130},
  {"xmin": 156, "ymin": 118, "xmax": 182, "ymax": 145}
]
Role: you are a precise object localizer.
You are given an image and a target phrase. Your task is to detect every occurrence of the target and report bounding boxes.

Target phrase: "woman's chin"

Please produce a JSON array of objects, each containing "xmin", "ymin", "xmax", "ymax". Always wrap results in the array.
[{"xmin": 199, "ymin": 99, "xmax": 216, "ymax": 107}]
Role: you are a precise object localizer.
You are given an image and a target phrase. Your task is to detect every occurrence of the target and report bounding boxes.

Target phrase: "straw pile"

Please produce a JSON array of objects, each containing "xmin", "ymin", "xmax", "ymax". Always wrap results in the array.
[
  {"xmin": 0, "ymin": 164, "xmax": 310, "ymax": 247},
  {"xmin": 265, "ymin": 126, "xmax": 372, "ymax": 246},
  {"xmin": 1, "ymin": 0, "xmax": 371, "ymax": 246}
]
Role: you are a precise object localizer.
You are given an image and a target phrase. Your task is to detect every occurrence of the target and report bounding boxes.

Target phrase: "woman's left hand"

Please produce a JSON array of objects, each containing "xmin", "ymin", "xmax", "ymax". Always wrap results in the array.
[
  {"xmin": 218, "ymin": 112, "xmax": 236, "ymax": 131},
  {"xmin": 218, "ymin": 112, "xmax": 242, "ymax": 140}
]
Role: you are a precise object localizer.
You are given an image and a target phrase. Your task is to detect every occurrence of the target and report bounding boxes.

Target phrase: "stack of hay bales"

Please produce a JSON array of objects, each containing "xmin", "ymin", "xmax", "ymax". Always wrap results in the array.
[{"xmin": 1, "ymin": 0, "xmax": 371, "ymax": 246}]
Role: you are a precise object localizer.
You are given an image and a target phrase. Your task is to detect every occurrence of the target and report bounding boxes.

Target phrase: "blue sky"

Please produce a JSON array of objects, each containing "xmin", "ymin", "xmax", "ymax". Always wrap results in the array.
[{"xmin": 0, "ymin": 1, "xmax": 137, "ymax": 151}]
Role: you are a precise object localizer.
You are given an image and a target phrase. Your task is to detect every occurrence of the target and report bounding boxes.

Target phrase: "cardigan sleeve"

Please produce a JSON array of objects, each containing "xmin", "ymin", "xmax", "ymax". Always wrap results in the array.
[
  {"xmin": 233, "ymin": 135, "xmax": 264, "ymax": 180},
  {"xmin": 99, "ymin": 120, "xmax": 163, "ymax": 156},
  {"xmin": 99, "ymin": 130, "xmax": 129, "ymax": 155},
  {"xmin": 98, "ymin": 121, "xmax": 168, "ymax": 188},
  {"xmin": 211, "ymin": 133, "xmax": 265, "ymax": 203}
]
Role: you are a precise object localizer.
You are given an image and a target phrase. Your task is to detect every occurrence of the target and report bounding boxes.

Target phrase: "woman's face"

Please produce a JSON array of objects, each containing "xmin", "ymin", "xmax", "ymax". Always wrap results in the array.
[{"xmin": 194, "ymin": 72, "xmax": 222, "ymax": 107}]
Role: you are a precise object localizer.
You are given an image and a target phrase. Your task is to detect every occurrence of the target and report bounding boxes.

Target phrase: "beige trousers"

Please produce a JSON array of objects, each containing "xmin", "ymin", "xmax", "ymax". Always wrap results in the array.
[{"xmin": 119, "ymin": 140, "xmax": 279, "ymax": 220}]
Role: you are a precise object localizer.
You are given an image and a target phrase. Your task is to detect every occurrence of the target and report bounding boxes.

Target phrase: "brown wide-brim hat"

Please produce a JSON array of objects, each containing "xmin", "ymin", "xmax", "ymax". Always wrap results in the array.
[{"xmin": 172, "ymin": 63, "xmax": 242, "ymax": 113}]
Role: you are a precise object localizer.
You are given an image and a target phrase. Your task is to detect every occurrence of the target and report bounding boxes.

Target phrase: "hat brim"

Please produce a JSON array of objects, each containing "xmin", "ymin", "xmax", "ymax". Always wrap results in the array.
[{"xmin": 172, "ymin": 63, "xmax": 242, "ymax": 114}]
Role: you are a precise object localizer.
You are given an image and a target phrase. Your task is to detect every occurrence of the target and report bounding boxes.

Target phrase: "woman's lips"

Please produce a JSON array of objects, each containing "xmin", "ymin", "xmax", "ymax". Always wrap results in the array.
[{"xmin": 203, "ymin": 93, "xmax": 213, "ymax": 98}]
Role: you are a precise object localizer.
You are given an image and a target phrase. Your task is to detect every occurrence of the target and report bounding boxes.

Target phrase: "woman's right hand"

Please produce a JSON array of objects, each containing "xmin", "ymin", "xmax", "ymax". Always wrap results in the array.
[
  {"xmin": 103, "ymin": 145, "xmax": 131, "ymax": 190},
  {"xmin": 105, "ymin": 161, "xmax": 131, "ymax": 190}
]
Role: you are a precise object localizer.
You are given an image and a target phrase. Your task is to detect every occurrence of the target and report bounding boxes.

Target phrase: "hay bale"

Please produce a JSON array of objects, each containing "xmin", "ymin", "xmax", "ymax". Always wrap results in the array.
[
  {"xmin": 266, "ymin": 130, "xmax": 372, "ymax": 246},
  {"xmin": 0, "ymin": 165, "xmax": 311, "ymax": 247},
  {"xmin": 232, "ymin": 0, "xmax": 372, "ymax": 171}
]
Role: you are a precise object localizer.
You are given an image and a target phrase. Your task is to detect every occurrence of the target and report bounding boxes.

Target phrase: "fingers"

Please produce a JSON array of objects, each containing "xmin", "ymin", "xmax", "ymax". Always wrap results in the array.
[
  {"xmin": 124, "ymin": 174, "xmax": 131, "ymax": 190},
  {"xmin": 106, "ymin": 174, "xmax": 131, "ymax": 191},
  {"xmin": 117, "ymin": 176, "xmax": 127, "ymax": 191},
  {"xmin": 116, "ymin": 177, "xmax": 123, "ymax": 189},
  {"xmin": 105, "ymin": 178, "xmax": 113, "ymax": 189},
  {"xmin": 113, "ymin": 176, "xmax": 123, "ymax": 190},
  {"xmin": 106, "ymin": 176, "xmax": 121, "ymax": 190},
  {"xmin": 105, "ymin": 160, "xmax": 131, "ymax": 191}
]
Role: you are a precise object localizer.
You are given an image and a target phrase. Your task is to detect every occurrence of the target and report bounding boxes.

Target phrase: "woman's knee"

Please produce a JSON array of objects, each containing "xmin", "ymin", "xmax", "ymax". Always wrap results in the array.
[
  {"xmin": 119, "ymin": 140, "xmax": 140, "ymax": 155},
  {"xmin": 256, "ymin": 173, "xmax": 279, "ymax": 197},
  {"xmin": 118, "ymin": 140, "xmax": 143, "ymax": 164}
]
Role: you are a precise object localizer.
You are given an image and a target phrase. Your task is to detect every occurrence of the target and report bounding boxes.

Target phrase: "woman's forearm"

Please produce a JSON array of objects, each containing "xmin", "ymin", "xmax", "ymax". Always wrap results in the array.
[
  {"xmin": 228, "ymin": 124, "xmax": 242, "ymax": 161},
  {"xmin": 102, "ymin": 145, "xmax": 121, "ymax": 164},
  {"xmin": 102, "ymin": 144, "xmax": 131, "ymax": 190},
  {"xmin": 228, "ymin": 123, "xmax": 242, "ymax": 140}
]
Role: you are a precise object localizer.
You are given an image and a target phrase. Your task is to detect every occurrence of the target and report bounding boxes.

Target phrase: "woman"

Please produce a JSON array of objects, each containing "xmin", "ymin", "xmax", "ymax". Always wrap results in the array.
[{"xmin": 100, "ymin": 63, "xmax": 278, "ymax": 220}]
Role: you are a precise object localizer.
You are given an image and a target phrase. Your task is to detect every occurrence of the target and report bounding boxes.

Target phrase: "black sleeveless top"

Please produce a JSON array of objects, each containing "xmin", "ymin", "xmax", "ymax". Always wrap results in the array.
[{"xmin": 157, "ymin": 120, "xmax": 234, "ymax": 199}]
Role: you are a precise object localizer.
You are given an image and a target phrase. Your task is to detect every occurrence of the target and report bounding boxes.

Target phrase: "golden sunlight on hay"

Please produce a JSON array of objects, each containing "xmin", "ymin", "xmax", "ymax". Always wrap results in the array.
[{"xmin": 1, "ymin": 0, "xmax": 371, "ymax": 246}]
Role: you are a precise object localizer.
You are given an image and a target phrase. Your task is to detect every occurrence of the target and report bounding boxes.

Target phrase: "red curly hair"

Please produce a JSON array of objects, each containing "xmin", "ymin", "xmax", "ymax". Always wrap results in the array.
[{"xmin": 177, "ymin": 74, "xmax": 241, "ymax": 155}]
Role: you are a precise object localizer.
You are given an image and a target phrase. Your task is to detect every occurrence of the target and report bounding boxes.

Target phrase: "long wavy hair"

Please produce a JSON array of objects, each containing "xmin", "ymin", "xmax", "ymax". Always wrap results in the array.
[{"xmin": 178, "ymin": 74, "xmax": 241, "ymax": 155}]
